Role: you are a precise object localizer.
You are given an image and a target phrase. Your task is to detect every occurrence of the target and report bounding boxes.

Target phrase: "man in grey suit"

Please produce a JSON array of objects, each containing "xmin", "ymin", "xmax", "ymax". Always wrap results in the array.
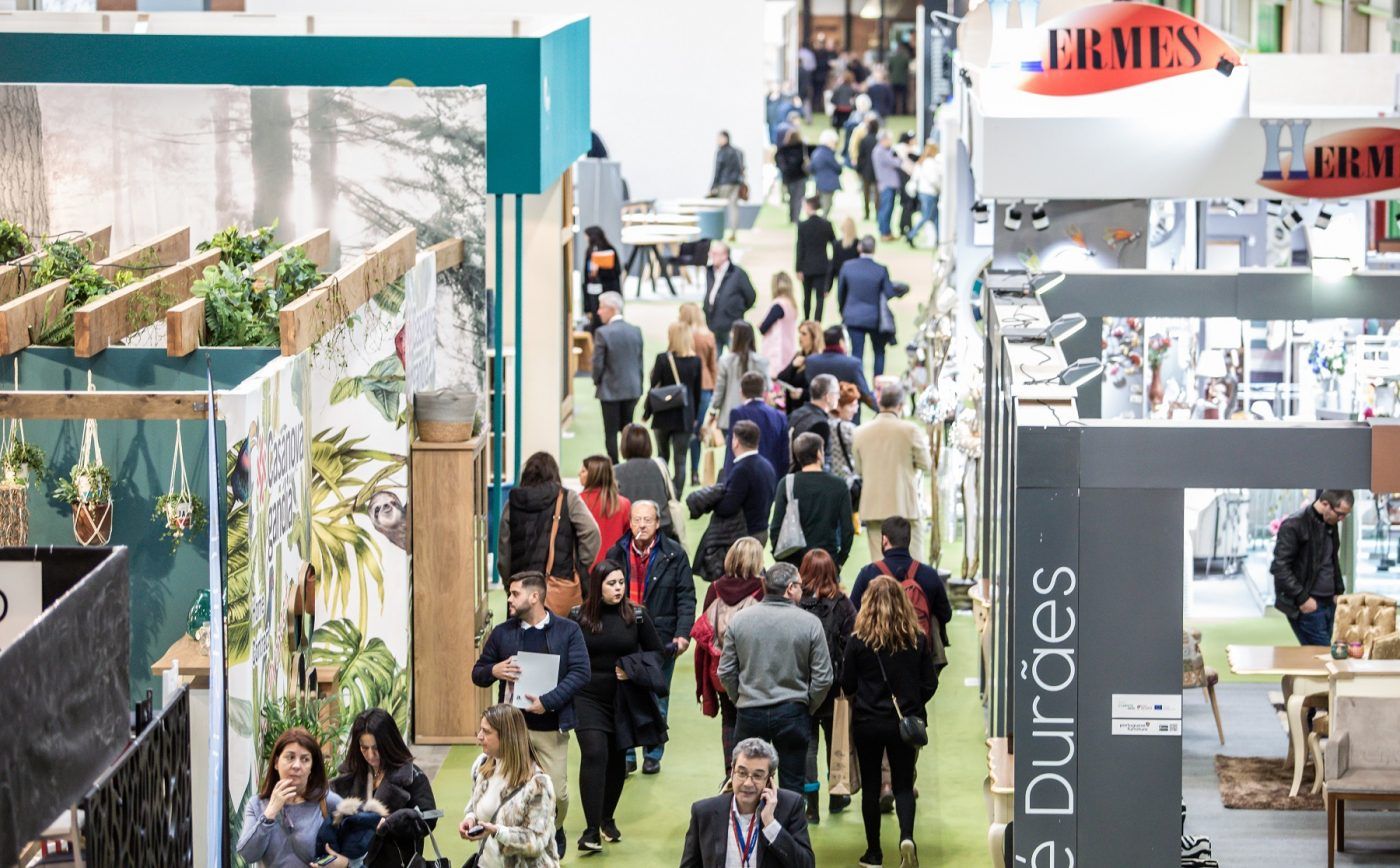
[{"xmin": 592, "ymin": 291, "xmax": 645, "ymax": 463}]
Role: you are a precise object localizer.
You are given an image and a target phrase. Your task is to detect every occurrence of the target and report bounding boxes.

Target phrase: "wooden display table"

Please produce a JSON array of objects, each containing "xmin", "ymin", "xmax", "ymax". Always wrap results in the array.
[
  {"xmin": 1228, "ymin": 644, "xmax": 1331, "ymax": 797},
  {"xmin": 412, "ymin": 432, "xmax": 493, "ymax": 743}
]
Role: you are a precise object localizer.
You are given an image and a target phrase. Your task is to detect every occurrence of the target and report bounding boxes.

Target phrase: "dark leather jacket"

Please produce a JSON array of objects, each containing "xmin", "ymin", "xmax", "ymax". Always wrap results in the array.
[{"xmin": 1271, "ymin": 504, "xmax": 1344, "ymax": 620}]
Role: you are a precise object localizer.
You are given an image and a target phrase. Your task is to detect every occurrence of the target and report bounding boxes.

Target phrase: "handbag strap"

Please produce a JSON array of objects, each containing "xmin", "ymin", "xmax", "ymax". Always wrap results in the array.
[
  {"xmin": 653, "ymin": 456, "xmax": 677, "ymax": 502},
  {"xmin": 468, "ymin": 780, "xmax": 530, "ymax": 862},
  {"xmin": 667, "ymin": 351, "xmax": 682, "ymax": 386},
  {"xmin": 544, "ymin": 489, "xmax": 565, "ymax": 577},
  {"xmin": 873, "ymin": 650, "xmax": 908, "ymax": 720}
]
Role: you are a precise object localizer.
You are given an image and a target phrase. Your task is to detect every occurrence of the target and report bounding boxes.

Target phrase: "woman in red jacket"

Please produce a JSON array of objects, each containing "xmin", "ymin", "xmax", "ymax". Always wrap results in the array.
[{"xmin": 579, "ymin": 455, "xmax": 631, "ymax": 568}]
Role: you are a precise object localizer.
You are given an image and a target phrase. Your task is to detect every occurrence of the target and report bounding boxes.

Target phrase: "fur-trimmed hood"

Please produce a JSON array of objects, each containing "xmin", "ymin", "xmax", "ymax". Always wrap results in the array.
[{"xmin": 331, "ymin": 796, "xmax": 390, "ymax": 823}]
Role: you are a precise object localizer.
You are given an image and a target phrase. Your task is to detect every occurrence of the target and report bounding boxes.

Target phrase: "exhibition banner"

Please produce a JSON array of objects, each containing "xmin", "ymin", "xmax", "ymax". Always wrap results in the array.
[{"xmin": 1258, "ymin": 122, "xmax": 1400, "ymax": 198}]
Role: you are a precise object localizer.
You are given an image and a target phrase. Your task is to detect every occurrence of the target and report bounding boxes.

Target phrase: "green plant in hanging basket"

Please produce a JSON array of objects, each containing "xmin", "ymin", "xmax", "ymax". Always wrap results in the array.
[
  {"xmin": 1, "ymin": 440, "xmax": 45, "ymax": 487},
  {"xmin": 53, "ymin": 462, "xmax": 113, "ymax": 505},
  {"xmin": 154, "ymin": 492, "xmax": 206, "ymax": 547},
  {"xmin": 0, "ymin": 219, "xmax": 33, "ymax": 263},
  {"xmin": 197, "ymin": 222, "xmax": 279, "ymax": 269}
]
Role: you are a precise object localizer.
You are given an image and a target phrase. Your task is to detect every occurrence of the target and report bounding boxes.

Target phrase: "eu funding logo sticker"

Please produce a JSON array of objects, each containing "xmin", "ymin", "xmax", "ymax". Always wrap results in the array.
[
  {"xmin": 1019, "ymin": 1, "xmax": 1241, "ymax": 96},
  {"xmin": 1259, "ymin": 120, "xmax": 1400, "ymax": 198}
]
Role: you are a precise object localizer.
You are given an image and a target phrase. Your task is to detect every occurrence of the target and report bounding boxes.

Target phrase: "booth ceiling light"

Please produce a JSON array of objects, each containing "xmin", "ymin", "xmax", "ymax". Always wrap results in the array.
[
  {"xmin": 1003, "ymin": 312, "xmax": 1087, "ymax": 344},
  {"xmin": 1315, "ymin": 204, "xmax": 1334, "ymax": 229},
  {"xmin": 1281, "ymin": 204, "xmax": 1304, "ymax": 230},
  {"xmin": 972, "ymin": 201, "xmax": 991, "ymax": 223},
  {"xmin": 1215, "ymin": 55, "xmax": 1235, "ymax": 77},
  {"xmin": 1004, "ymin": 203, "xmax": 1023, "ymax": 231},
  {"xmin": 1312, "ymin": 256, "xmax": 1355, "ymax": 282},
  {"xmin": 1267, "ymin": 200, "xmax": 1283, "ymax": 217},
  {"xmin": 1056, "ymin": 358, "xmax": 1105, "ymax": 389},
  {"xmin": 1225, "ymin": 198, "xmax": 1249, "ymax": 216},
  {"xmin": 1031, "ymin": 204, "xmax": 1049, "ymax": 231}
]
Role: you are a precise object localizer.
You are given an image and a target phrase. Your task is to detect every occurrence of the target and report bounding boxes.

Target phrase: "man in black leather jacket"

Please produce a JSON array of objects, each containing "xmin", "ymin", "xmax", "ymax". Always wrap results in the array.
[{"xmin": 1271, "ymin": 489, "xmax": 1354, "ymax": 645}]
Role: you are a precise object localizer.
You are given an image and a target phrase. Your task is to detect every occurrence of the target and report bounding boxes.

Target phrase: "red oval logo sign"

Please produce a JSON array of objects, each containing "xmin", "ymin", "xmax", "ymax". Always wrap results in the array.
[
  {"xmin": 1019, "ymin": 2, "xmax": 1242, "ymax": 96},
  {"xmin": 1258, "ymin": 124, "xmax": 1400, "ymax": 198}
]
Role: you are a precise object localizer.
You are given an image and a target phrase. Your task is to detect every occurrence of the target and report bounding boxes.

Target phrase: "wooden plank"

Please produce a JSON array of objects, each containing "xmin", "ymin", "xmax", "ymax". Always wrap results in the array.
[
  {"xmin": 74, "ymin": 249, "xmax": 221, "ymax": 358},
  {"xmin": 0, "ymin": 390, "xmax": 216, "ymax": 420},
  {"xmin": 428, "ymin": 238, "xmax": 465, "ymax": 272},
  {"xmin": 0, "ymin": 280, "xmax": 67, "ymax": 356},
  {"xmin": 279, "ymin": 226, "xmax": 416, "ymax": 357},
  {"xmin": 0, "ymin": 226, "xmax": 112, "ymax": 304},
  {"xmin": 95, "ymin": 226, "xmax": 190, "ymax": 282},
  {"xmin": 248, "ymin": 228, "xmax": 331, "ymax": 291},
  {"xmin": 165, "ymin": 298, "xmax": 206, "ymax": 358}
]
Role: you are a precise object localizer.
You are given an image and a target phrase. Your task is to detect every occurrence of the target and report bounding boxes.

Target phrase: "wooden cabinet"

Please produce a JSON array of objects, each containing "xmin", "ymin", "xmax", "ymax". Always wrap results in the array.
[{"xmin": 411, "ymin": 432, "xmax": 492, "ymax": 743}]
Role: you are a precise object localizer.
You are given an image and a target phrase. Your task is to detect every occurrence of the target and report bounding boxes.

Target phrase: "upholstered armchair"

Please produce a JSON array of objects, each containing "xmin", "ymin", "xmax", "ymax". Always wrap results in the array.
[
  {"xmin": 1333, "ymin": 594, "xmax": 1399, "ymax": 655},
  {"xmin": 1183, "ymin": 628, "xmax": 1224, "ymax": 744},
  {"xmin": 1324, "ymin": 690, "xmax": 1400, "ymax": 867}
]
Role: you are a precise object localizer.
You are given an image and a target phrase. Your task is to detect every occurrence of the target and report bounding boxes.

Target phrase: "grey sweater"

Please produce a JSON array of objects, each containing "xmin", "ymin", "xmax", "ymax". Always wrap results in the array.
[
  {"xmin": 718, "ymin": 597, "xmax": 834, "ymax": 713},
  {"xmin": 236, "ymin": 792, "xmax": 342, "ymax": 867}
]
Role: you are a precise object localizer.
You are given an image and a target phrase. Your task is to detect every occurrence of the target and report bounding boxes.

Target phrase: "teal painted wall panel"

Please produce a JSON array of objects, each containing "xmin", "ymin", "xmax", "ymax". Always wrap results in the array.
[
  {"xmin": 2, "ymin": 348, "xmax": 269, "ymax": 700},
  {"xmin": 0, "ymin": 30, "xmax": 588, "ymax": 193},
  {"xmin": 540, "ymin": 19, "xmax": 591, "ymax": 189}
]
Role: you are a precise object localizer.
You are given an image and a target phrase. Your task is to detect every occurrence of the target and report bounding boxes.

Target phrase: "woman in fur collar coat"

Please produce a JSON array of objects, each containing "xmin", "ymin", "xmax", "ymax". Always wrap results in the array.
[{"xmin": 329, "ymin": 709, "xmax": 438, "ymax": 868}]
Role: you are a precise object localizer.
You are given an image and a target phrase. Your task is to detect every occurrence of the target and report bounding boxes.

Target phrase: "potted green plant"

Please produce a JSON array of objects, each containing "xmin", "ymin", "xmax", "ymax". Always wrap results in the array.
[
  {"xmin": 1, "ymin": 439, "xmax": 44, "ymax": 487},
  {"xmin": 53, "ymin": 462, "xmax": 114, "ymax": 545},
  {"xmin": 154, "ymin": 491, "xmax": 206, "ymax": 548}
]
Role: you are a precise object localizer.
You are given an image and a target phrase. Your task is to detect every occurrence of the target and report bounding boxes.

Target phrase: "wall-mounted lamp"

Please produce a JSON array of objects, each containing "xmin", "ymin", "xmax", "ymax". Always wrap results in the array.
[
  {"xmin": 1003, "ymin": 312, "xmax": 1087, "ymax": 344},
  {"xmin": 1315, "ymin": 203, "xmax": 1334, "ymax": 230},
  {"xmin": 1056, "ymin": 358, "xmax": 1104, "ymax": 389},
  {"xmin": 1281, "ymin": 204, "xmax": 1304, "ymax": 230}
]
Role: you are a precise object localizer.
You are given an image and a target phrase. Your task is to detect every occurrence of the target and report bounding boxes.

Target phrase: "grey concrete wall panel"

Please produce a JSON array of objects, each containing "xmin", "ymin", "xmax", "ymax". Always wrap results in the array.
[
  {"xmin": 1017, "ymin": 427, "xmax": 1081, "ymax": 489},
  {"xmin": 1078, "ymin": 422, "xmax": 1372, "ymax": 489},
  {"xmin": 1234, "ymin": 269, "xmax": 1317, "ymax": 320},
  {"xmin": 1012, "ymin": 486, "xmax": 1080, "ymax": 867},
  {"xmin": 1076, "ymin": 488, "xmax": 1184, "ymax": 868}
]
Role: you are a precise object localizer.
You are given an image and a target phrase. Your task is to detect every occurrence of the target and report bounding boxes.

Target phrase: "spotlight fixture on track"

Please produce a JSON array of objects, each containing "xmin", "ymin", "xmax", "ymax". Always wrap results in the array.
[
  {"xmin": 1004, "ymin": 202, "xmax": 1023, "ymax": 231},
  {"xmin": 1215, "ymin": 55, "xmax": 1235, "ymax": 77},
  {"xmin": 972, "ymin": 200, "xmax": 990, "ymax": 224},
  {"xmin": 1315, "ymin": 203, "xmax": 1334, "ymax": 230},
  {"xmin": 1031, "ymin": 203, "xmax": 1049, "ymax": 231},
  {"xmin": 1224, "ymin": 198, "xmax": 1249, "ymax": 216},
  {"xmin": 1266, "ymin": 200, "xmax": 1283, "ymax": 218},
  {"xmin": 1281, "ymin": 203, "xmax": 1303, "ymax": 230}
]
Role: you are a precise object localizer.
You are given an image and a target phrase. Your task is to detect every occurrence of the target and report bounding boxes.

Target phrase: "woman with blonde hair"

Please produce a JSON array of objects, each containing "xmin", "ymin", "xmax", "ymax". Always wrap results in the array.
[
  {"xmin": 905, "ymin": 141, "xmax": 943, "ymax": 248},
  {"xmin": 459, "ymin": 704, "xmax": 559, "ymax": 867},
  {"xmin": 842, "ymin": 577, "xmax": 937, "ymax": 868},
  {"xmin": 679, "ymin": 302, "xmax": 719, "ymax": 487},
  {"xmin": 777, "ymin": 320, "xmax": 824, "ymax": 413},
  {"xmin": 643, "ymin": 321, "xmax": 703, "ymax": 493},
  {"xmin": 691, "ymin": 537, "xmax": 766, "ymax": 774},
  {"xmin": 758, "ymin": 272, "xmax": 799, "ymax": 382},
  {"xmin": 578, "ymin": 456, "xmax": 631, "ymax": 568},
  {"xmin": 831, "ymin": 216, "xmax": 860, "ymax": 284}
]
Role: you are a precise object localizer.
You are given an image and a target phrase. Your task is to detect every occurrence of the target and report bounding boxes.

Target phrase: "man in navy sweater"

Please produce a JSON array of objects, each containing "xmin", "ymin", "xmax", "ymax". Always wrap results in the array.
[
  {"xmin": 714, "ymin": 420, "xmax": 778, "ymax": 544},
  {"xmin": 725, "ymin": 372, "xmax": 790, "ymax": 477},
  {"xmin": 473, "ymin": 571, "xmax": 591, "ymax": 856},
  {"xmin": 804, "ymin": 326, "xmax": 878, "ymax": 412}
]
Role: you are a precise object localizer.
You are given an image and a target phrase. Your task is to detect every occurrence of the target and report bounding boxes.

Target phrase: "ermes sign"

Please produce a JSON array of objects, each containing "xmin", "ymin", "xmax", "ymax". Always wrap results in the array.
[
  {"xmin": 1259, "ymin": 120, "xmax": 1400, "ymax": 197},
  {"xmin": 1019, "ymin": 2, "xmax": 1242, "ymax": 96}
]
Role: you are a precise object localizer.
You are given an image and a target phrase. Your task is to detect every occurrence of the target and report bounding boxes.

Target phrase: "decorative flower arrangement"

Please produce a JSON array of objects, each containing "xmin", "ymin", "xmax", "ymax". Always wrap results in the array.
[
  {"xmin": 1147, "ymin": 334, "xmax": 1172, "ymax": 369},
  {"xmin": 1308, "ymin": 339, "xmax": 1348, "ymax": 381},
  {"xmin": 1103, "ymin": 317, "xmax": 1143, "ymax": 387},
  {"xmin": 951, "ymin": 406, "xmax": 983, "ymax": 459}
]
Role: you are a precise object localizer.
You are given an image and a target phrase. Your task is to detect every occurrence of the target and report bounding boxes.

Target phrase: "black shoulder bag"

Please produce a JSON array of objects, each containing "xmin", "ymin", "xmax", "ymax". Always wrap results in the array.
[
  {"xmin": 875, "ymin": 650, "xmax": 928, "ymax": 747},
  {"xmin": 647, "ymin": 352, "xmax": 689, "ymax": 414}
]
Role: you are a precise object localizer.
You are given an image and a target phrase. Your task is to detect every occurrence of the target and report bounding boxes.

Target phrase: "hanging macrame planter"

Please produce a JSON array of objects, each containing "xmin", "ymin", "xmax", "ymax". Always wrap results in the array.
[
  {"xmin": 1, "ymin": 363, "xmax": 45, "ymax": 489},
  {"xmin": 154, "ymin": 420, "xmax": 205, "ymax": 549},
  {"xmin": 54, "ymin": 376, "xmax": 114, "ymax": 546}
]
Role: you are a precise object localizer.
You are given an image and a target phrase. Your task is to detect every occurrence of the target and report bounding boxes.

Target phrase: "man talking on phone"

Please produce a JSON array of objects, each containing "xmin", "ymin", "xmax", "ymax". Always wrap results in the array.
[{"xmin": 679, "ymin": 738, "xmax": 815, "ymax": 867}]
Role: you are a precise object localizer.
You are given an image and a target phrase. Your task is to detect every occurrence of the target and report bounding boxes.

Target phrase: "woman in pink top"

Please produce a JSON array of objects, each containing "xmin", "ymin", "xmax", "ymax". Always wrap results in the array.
[
  {"xmin": 578, "ymin": 455, "xmax": 631, "ymax": 567},
  {"xmin": 759, "ymin": 273, "xmax": 799, "ymax": 401}
]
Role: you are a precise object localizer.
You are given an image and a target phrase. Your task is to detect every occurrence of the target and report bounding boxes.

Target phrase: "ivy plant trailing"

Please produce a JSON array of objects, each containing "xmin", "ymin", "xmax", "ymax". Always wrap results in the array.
[
  {"xmin": 1, "ymin": 439, "xmax": 45, "ymax": 486},
  {"xmin": 52, "ymin": 462, "xmax": 112, "ymax": 506},
  {"xmin": 0, "ymin": 219, "xmax": 33, "ymax": 263},
  {"xmin": 154, "ymin": 492, "xmax": 207, "ymax": 550},
  {"xmin": 30, "ymin": 239, "xmax": 134, "ymax": 345}
]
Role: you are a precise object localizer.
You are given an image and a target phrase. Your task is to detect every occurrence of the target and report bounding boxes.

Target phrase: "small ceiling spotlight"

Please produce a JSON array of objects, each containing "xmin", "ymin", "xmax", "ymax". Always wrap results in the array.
[
  {"xmin": 1266, "ymin": 200, "xmax": 1283, "ymax": 218},
  {"xmin": 1315, "ymin": 203, "xmax": 1334, "ymax": 230},
  {"xmin": 1281, "ymin": 203, "xmax": 1303, "ymax": 230},
  {"xmin": 1003, "ymin": 312, "xmax": 1087, "ymax": 344},
  {"xmin": 972, "ymin": 200, "xmax": 990, "ymax": 224},
  {"xmin": 1215, "ymin": 55, "xmax": 1235, "ymax": 77},
  {"xmin": 1003, "ymin": 202, "xmax": 1023, "ymax": 231},
  {"xmin": 1225, "ymin": 198, "xmax": 1249, "ymax": 216},
  {"xmin": 1031, "ymin": 203, "xmax": 1049, "ymax": 231},
  {"xmin": 1056, "ymin": 358, "xmax": 1105, "ymax": 389}
]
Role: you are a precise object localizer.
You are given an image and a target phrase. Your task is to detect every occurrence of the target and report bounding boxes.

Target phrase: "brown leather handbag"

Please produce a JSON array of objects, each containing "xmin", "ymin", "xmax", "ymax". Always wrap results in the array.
[{"xmin": 543, "ymin": 490, "xmax": 583, "ymax": 617}]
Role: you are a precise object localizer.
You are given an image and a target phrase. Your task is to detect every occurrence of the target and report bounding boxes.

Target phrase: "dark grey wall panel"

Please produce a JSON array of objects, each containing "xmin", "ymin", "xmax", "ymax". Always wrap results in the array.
[
  {"xmin": 1076, "ymin": 488, "xmax": 1183, "ymax": 868},
  {"xmin": 1079, "ymin": 422, "xmax": 1372, "ymax": 489},
  {"xmin": 1012, "ymin": 487, "xmax": 1080, "ymax": 867},
  {"xmin": 1018, "ymin": 427, "xmax": 1081, "ymax": 489}
]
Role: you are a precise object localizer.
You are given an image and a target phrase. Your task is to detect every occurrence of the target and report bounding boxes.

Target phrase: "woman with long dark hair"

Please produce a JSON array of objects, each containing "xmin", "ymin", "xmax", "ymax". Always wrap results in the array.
[
  {"xmin": 706, "ymin": 321, "xmax": 769, "ymax": 441},
  {"xmin": 459, "ymin": 704, "xmax": 560, "ymax": 868},
  {"xmin": 568, "ymin": 560, "xmax": 664, "ymax": 852},
  {"xmin": 237, "ymin": 728, "xmax": 345, "ymax": 867},
  {"xmin": 578, "ymin": 455, "xmax": 631, "ymax": 568},
  {"xmin": 498, "ymin": 452, "xmax": 601, "ymax": 615},
  {"xmin": 582, "ymin": 225, "xmax": 621, "ymax": 331},
  {"xmin": 327, "ymin": 709, "xmax": 437, "ymax": 868},
  {"xmin": 797, "ymin": 549, "xmax": 857, "ymax": 825},
  {"xmin": 842, "ymin": 576, "xmax": 937, "ymax": 868}
]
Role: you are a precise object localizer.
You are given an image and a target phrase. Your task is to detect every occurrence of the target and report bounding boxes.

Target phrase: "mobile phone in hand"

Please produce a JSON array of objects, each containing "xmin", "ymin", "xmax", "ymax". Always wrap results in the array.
[
  {"xmin": 468, "ymin": 824, "xmax": 486, "ymax": 838},
  {"xmin": 311, "ymin": 856, "xmax": 337, "ymax": 867}
]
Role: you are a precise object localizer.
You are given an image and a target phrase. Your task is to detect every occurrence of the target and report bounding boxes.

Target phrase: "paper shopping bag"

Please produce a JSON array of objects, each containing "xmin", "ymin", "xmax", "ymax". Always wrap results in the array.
[{"xmin": 828, "ymin": 694, "xmax": 861, "ymax": 796}]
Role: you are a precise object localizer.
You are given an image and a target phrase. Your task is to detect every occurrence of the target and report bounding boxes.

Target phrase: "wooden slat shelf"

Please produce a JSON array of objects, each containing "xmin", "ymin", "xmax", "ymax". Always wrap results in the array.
[
  {"xmin": 248, "ymin": 228, "xmax": 331, "ymax": 291},
  {"xmin": 74, "ymin": 248, "xmax": 220, "ymax": 358},
  {"xmin": 279, "ymin": 226, "xmax": 416, "ymax": 357},
  {"xmin": 0, "ymin": 226, "xmax": 112, "ymax": 304},
  {"xmin": 428, "ymin": 238, "xmax": 465, "ymax": 272},
  {"xmin": 95, "ymin": 226, "xmax": 190, "ymax": 282}
]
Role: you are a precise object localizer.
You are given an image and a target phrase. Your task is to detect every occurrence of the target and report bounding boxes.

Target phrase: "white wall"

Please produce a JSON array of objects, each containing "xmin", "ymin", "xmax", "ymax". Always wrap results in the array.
[{"xmin": 245, "ymin": 0, "xmax": 769, "ymax": 202}]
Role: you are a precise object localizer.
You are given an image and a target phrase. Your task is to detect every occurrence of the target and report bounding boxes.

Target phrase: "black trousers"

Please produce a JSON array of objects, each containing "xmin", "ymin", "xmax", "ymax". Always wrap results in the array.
[
  {"xmin": 854, "ymin": 718, "xmax": 917, "ymax": 854},
  {"xmin": 576, "ymin": 729, "xmax": 628, "ymax": 831},
  {"xmin": 600, "ymin": 398, "xmax": 638, "ymax": 464},
  {"xmin": 655, "ymin": 428, "xmax": 689, "ymax": 494},
  {"xmin": 802, "ymin": 273, "xmax": 831, "ymax": 323},
  {"xmin": 719, "ymin": 692, "xmax": 739, "ymax": 776}
]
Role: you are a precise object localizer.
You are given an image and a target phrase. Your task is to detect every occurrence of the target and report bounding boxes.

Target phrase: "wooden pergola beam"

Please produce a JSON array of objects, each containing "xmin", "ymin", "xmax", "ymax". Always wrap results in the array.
[
  {"xmin": 0, "ymin": 280, "xmax": 67, "ymax": 357},
  {"xmin": 74, "ymin": 249, "xmax": 221, "ymax": 358},
  {"xmin": 95, "ymin": 227, "xmax": 190, "ymax": 281},
  {"xmin": 165, "ymin": 297, "xmax": 206, "ymax": 358},
  {"xmin": 0, "ymin": 227, "xmax": 112, "ymax": 304},
  {"xmin": 429, "ymin": 238, "xmax": 465, "ymax": 272},
  {"xmin": 0, "ymin": 390, "xmax": 217, "ymax": 420},
  {"xmin": 248, "ymin": 228, "xmax": 331, "ymax": 291},
  {"xmin": 279, "ymin": 227, "xmax": 416, "ymax": 357}
]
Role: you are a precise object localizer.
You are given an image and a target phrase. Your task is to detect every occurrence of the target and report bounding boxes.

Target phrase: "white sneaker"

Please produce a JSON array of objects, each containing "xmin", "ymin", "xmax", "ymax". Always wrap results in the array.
[{"xmin": 899, "ymin": 839, "xmax": 918, "ymax": 868}]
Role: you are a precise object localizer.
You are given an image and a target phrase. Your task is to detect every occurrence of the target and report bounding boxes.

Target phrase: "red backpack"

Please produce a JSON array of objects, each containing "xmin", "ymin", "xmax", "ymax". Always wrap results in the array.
[{"xmin": 874, "ymin": 560, "xmax": 934, "ymax": 641}]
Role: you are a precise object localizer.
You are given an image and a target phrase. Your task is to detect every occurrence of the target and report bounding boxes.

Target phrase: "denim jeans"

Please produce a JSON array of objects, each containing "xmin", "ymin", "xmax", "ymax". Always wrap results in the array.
[
  {"xmin": 847, "ymin": 327, "xmax": 885, "ymax": 377},
  {"xmin": 1289, "ymin": 600, "xmax": 1336, "ymax": 646},
  {"xmin": 907, "ymin": 193, "xmax": 939, "ymax": 244},
  {"xmin": 735, "ymin": 701, "xmax": 813, "ymax": 794},
  {"xmin": 876, "ymin": 187, "xmax": 897, "ymax": 236}
]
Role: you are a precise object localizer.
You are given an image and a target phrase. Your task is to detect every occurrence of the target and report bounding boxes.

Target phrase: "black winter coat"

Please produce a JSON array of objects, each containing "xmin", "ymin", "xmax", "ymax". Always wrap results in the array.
[
  {"xmin": 1271, "ymin": 504, "xmax": 1345, "ymax": 619},
  {"xmin": 605, "ymin": 532, "xmax": 697, "ymax": 644},
  {"xmin": 775, "ymin": 142, "xmax": 809, "ymax": 184},
  {"xmin": 686, "ymin": 484, "xmax": 747, "ymax": 582},
  {"xmin": 614, "ymin": 649, "xmax": 671, "ymax": 750},
  {"xmin": 328, "ymin": 763, "xmax": 437, "ymax": 868}
]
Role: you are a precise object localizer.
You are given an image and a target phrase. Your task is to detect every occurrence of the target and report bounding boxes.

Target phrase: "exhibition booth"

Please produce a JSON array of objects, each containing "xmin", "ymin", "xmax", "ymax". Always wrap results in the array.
[
  {"xmin": 0, "ymin": 13, "xmax": 590, "ymax": 866},
  {"xmin": 892, "ymin": 2, "xmax": 1400, "ymax": 864}
]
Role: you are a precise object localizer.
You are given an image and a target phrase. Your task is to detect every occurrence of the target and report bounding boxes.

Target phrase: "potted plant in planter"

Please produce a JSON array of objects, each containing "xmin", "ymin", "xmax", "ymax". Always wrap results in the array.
[
  {"xmin": 53, "ymin": 462, "xmax": 114, "ymax": 546},
  {"xmin": 155, "ymin": 491, "xmax": 206, "ymax": 548},
  {"xmin": 1, "ymin": 438, "xmax": 44, "ymax": 487}
]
